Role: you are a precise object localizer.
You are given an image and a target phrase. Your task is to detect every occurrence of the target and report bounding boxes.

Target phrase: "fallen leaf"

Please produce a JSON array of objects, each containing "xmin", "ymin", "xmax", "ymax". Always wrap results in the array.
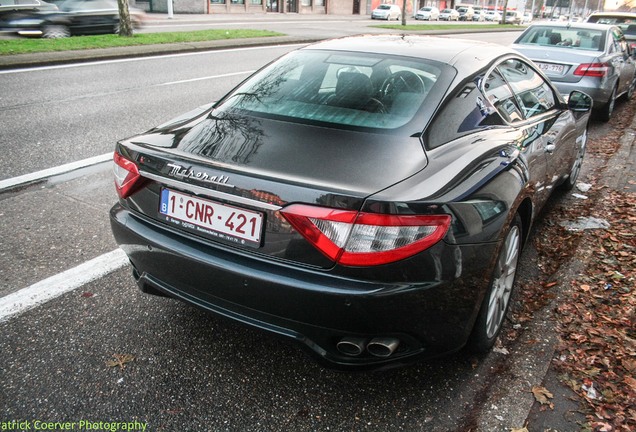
[
  {"xmin": 106, "ymin": 353, "xmax": 135, "ymax": 370},
  {"xmin": 531, "ymin": 386, "xmax": 554, "ymax": 409},
  {"xmin": 624, "ymin": 376, "xmax": 636, "ymax": 392}
]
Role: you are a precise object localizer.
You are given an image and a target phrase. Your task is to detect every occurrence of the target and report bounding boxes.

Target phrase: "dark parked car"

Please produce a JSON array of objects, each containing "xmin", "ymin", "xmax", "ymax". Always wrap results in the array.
[
  {"xmin": 511, "ymin": 22, "xmax": 636, "ymax": 121},
  {"xmin": 0, "ymin": 0, "xmax": 58, "ymax": 14},
  {"xmin": 0, "ymin": 0, "xmax": 58, "ymax": 33},
  {"xmin": 0, "ymin": 0, "xmax": 145, "ymax": 38},
  {"xmin": 110, "ymin": 35, "xmax": 592, "ymax": 370}
]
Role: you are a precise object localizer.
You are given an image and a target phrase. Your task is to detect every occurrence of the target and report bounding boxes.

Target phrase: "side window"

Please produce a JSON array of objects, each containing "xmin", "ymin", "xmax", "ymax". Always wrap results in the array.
[
  {"xmin": 608, "ymin": 29, "xmax": 623, "ymax": 54},
  {"xmin": 613, "ymin": 29, "xmax": 629, "ymax": 56},
  {"xmin": 498, "ymin": 59, "xmax": 556, "ymax": 118},
  {"xmin": 483, "ymin": 67, "xmax": 524, "ymax": 123},
  {"xmin": 426, "ymin": 75, "xmax": 505, "ymax": 149}
]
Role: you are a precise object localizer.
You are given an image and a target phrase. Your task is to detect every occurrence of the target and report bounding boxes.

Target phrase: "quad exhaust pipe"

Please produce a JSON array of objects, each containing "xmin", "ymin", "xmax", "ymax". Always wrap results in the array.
[
  {"xmin": 336, "ymin": 337, "xmax": 367, "ymax": 357},
  {"xmin": 367, "ymin": 337, "xmax": 400, "ymax": 358},
  {"xmin": 336, "ymin": 336, "xmax": 400, "ymax": 358}
]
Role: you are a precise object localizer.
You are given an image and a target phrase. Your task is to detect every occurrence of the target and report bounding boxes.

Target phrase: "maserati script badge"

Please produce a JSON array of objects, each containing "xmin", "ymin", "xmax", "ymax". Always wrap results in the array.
[{"xmin": 166, "ymin": 163, "xmax": 232, "ymax": 187}]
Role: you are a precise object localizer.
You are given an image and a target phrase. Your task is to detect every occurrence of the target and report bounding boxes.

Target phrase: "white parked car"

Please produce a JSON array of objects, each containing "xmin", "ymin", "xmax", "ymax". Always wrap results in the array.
[
  {"xmin": 415, "ymin": 6, "xmax": 439, "ymax": 20},
  {"xmin": 522, "ymin": 12, "xmax": 533, "ymax": 24},
  {"xmin": 484, "ymin": 10, "xmax": 502, "ymax": 22},
  {"xmin": 473, "ymin": 9, "xmax": 485, "ymax": 21},
  {"xmin": 439, "ymin": 8, "xmax": 459, "ymax": 21},
  {"xmin": 505, "ymin": 10, "xmax": 523, "ymax": 24},
  {"xmin": 371, "ymin": 4, "xmax": 402, "ymax": 20}
]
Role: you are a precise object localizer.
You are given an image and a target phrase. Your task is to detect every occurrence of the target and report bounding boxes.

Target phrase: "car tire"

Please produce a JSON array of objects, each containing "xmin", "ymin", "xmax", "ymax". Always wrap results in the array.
[
  {"xmin": 42, "ymin": 24, "xmax": 70, "ymax": 38},
  {"xmin": 468, "ymin": 213, "xmax": 522, "ymax": 353},
  {"xmin": 625, "ymin": 77, "xmax": 636, "ymax": 101},
  {"xmin": 559, "ymin": 123, "xmax": 588, "ymax": 191},
  {"xmin": 599, "ymin": 85, "xmax": 617, "ymax": 122}
]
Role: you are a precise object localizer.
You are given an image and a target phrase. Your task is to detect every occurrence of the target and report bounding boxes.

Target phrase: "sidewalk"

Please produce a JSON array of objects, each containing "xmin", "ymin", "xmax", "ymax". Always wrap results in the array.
[{"xmin": 524, "ymin": 111, "xmax": 636, "ymax": 431}]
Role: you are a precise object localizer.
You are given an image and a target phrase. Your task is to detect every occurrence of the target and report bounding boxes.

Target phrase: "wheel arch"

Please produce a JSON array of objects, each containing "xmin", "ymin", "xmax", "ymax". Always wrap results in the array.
[{"xmin": 516, "ymin": 197, "xmax": 533, "ymax": 249}]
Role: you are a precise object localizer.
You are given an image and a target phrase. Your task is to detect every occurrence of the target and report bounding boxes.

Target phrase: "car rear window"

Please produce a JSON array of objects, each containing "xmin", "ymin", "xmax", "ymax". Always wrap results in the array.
[
  {"xmin": 216, "ymin": 49, "xmax": 444, "ymax": 130},
  {"xmin": 516, "ymin": 26, "xmax": 605, "ymax": 51},
  {"xmin": 587, "ymin": 14, "xmax": 636, "ymax": 25}
]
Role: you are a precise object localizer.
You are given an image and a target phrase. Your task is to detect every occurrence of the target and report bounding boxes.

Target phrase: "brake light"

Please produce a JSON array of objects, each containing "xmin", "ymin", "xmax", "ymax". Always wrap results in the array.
[
  {"xmin": 573, "ymin": 62, "xmax": 609, "ymax": 78},
  {"xmin": 113, "ymin": 152, "xmax": 143, "ymax": 199},
  {"xmin": 280, "ymin": 204, "xmax": 451, "ymax": 266}
]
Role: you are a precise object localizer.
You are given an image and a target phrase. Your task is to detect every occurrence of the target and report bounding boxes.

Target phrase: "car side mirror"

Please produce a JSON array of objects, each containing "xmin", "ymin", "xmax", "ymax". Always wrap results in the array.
[{"xmin": 568, "ymin": 91, "xmax": 592, "ymax": 112}]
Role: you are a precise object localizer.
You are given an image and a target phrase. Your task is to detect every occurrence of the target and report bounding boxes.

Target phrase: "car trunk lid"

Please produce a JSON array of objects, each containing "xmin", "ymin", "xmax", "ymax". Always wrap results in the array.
[
  {"xmin": 514, "ymin": 45, "xmax": 602, "ymax": 84},
  {"xmin": 117, "ymin": 110, "xmax": 428, "ymax": 268}
]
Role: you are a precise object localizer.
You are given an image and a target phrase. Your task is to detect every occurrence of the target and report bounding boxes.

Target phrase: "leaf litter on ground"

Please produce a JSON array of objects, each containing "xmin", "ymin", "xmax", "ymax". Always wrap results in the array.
[{"xmin": 520, "ymin": 99, "xmax": 636, "ymax": 431}]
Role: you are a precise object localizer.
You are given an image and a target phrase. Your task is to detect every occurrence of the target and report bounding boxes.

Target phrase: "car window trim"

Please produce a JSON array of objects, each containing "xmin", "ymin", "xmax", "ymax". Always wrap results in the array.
[{"xmin": 482, "ymin": 55, "xmax": 562, "ymax": 127}]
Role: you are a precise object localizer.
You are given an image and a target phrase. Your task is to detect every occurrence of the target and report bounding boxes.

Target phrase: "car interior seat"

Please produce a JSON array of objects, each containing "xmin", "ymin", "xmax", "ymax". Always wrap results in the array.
[
  {"xmin": 329, "ymin": 72, "xmax": 383, "ymax": 112},
  {"xmin": 549, "ymin": 32, "xmax": 562, "ymax": 45}
]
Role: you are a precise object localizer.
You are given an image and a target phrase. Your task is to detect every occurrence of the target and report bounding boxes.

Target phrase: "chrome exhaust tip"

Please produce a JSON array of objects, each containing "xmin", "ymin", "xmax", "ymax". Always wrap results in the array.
[
  {"xmin": 336, "ymin": 337, "xmax": 367, "ymax": 357},
  {"xmin": 367, "ymin": 337, "xmax": 400, "ymax": 358}
]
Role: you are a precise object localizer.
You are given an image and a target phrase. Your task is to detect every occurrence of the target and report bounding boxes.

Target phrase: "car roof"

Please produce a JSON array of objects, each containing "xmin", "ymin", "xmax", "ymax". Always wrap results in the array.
[
  {"xmin": 525, "ymin": 22, "xmax": 615, "ymax": 32},
  {"xmin": 587, "ymin": 11, "xmax": 636, "ymax": 18},
  {"xmin": 303, "ymin": 35, "xmax": 513, "ymax": 70}
]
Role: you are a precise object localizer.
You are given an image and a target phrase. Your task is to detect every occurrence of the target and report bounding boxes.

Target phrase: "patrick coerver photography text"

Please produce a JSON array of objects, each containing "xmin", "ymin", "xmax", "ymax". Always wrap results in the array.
[{"xmin": 1, "ymin": 421, "xmax": 147, "ymax": 431}]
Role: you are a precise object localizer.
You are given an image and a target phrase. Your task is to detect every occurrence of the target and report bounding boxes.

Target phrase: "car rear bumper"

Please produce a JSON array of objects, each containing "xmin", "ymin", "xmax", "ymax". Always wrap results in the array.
[
  {"xmin": 110, "ymin": 204, "xmax": 494, "ymax": 370},
  {"xmin": 552, "ymin": 78, "xmax": 613, "ymax": 106}
]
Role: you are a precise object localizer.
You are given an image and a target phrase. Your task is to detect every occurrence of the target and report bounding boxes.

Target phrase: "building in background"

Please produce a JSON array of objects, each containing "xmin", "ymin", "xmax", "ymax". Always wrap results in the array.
[{"xmin": 139, "ymin": 0, "xmax": 634, "ymax": 17}]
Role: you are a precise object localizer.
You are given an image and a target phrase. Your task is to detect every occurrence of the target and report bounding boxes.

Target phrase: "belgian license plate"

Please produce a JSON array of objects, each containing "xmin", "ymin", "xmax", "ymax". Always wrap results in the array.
[
  {"xmin": 159, "ymin": 188, "xmax": 263, "ymax": 247},
  {"xmin": 536, "ymin": 62, "xmax": 565, "ymax": 75}
]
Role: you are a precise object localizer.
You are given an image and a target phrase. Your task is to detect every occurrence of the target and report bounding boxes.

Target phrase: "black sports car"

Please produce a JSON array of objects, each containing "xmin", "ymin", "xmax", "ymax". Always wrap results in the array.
[{"xmin": 110, "ymin": 35, "xmax": 592, "ymax": 370}]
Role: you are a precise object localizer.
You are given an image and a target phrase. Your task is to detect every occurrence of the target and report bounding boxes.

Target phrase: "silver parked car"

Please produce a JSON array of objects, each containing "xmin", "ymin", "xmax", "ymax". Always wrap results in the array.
[{"xmin": 512, "ymin": 22, "xmax": 636, "ymax": 120}]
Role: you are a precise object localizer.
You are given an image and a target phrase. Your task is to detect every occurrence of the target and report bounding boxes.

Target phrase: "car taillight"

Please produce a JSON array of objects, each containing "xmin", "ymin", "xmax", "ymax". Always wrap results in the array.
[
  {"xmin": 573, "ymin": 62, "xmax": 609, "ymax": 78},
  {"xmin": 280, "ymin": 204, "xmax": 451, "ymax": 266},
  {"xmin": 113, "ymin": 152, "xmax": 143, "ymax": 199}
]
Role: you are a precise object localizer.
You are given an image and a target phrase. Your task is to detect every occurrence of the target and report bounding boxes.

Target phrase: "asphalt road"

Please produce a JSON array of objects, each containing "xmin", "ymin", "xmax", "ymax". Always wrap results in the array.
[{"xmin": 0, "ymin": 28, "xmax": 621, "ymax": 431}]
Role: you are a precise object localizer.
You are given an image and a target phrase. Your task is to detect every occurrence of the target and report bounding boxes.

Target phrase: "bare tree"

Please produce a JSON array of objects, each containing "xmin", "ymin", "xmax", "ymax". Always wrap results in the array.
[{"xmin": 116, "ymin": 0, "xmax": 134, "ymax": 37}]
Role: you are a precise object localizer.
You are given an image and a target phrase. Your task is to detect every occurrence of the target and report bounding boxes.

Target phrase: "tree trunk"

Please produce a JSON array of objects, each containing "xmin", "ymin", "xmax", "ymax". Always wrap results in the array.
[
  {"xmin": 117, "ymin": 0, "xmax": 134, "ymax": 37},
  {"xmin": 402, "ymin": 0, "xmax": 407, "ymax": 25}
]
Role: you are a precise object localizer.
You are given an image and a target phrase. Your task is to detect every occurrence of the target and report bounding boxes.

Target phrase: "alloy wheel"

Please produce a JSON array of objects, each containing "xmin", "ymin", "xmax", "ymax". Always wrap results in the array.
[
  {"xmin": 485, "ymin": 224, "xmax": 521, "ymax": 339},
  {"xmin": 601, "ymin": 86, "xmax": 617, "ymax": 122}
]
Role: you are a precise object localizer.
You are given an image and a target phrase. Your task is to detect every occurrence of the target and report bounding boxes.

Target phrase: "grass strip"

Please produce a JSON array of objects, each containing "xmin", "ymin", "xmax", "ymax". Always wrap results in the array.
[{"xmin": 0, "ymin": 29, "xmax": 284, "ymax": 56}]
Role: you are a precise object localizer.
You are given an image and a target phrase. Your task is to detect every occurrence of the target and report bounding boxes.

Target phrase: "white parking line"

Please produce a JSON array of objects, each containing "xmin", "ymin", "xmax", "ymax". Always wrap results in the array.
[
  {"xmin": 0, "ymin": 44, "xmax": 306, "ymax": 74},
  {"xmin": 0, "ymin": 249, "xmax": 128, "ymax": 323},
  {"xmin": 0, "ymin": 152, "xmax": 113, "ymax": 192},
  {"xmin": 156, "ymin": 70, "xmax": 255, "ymax": 86}
]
